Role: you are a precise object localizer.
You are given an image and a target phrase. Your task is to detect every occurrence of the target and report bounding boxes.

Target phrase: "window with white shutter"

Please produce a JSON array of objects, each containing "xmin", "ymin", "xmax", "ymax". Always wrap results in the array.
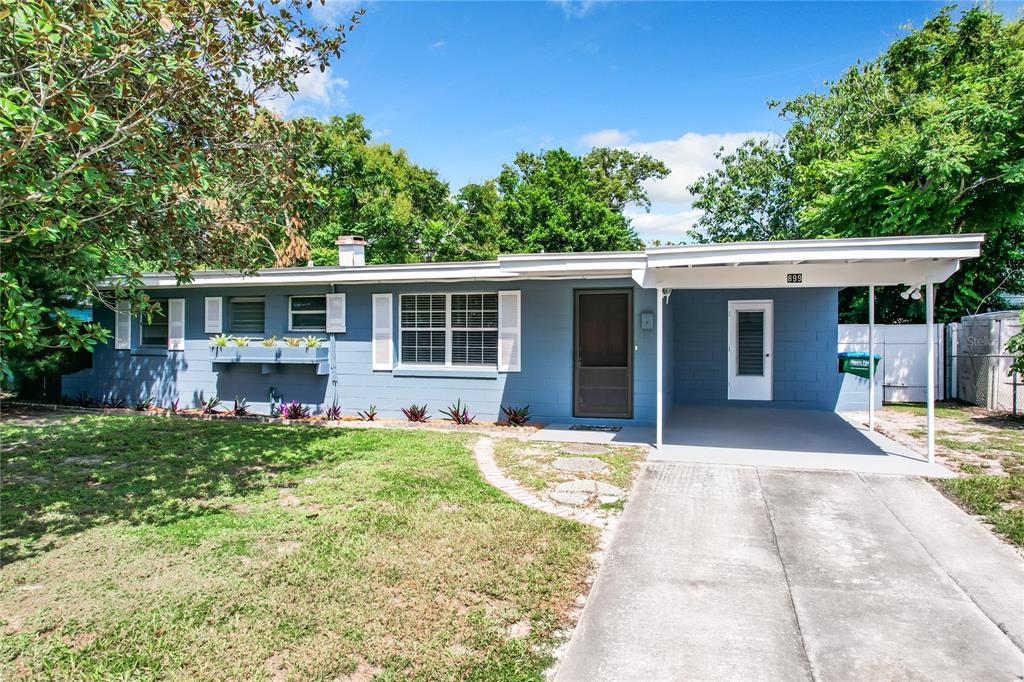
[
  {"xmin": 372, "ymin": 293, "xmax": 393, "ymax": 370},
  {"xmin": 497, "ymin": 290, "xmax": 521, "ymax": 372},
  {"xmin": 204, "ymin": 297, "xmax": 223, "ymax": 334},
  {"xmin": 167, "ymin": 299, "xmax": 185, "ymax": 351},
  {"xmin": 115, "ymin": 301, "xmax": 131, "ymax": 350},
  {"xmin": 326, "ymin": 293, "xmax": 346, "ymax": 333}
]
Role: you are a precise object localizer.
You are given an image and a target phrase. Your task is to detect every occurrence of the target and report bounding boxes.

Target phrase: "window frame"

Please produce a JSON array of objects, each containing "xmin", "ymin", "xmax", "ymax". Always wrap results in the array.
[
  {"xmin": 398, "ymin": 292, "xmax": 499, "ymax": 368},
  {"xmin": 227, "ymin": 296, "xmax": 266, "ymax": 335},
  {"xmin": 288, "ymin": 295, "xmax": 328, "ymax": 332},
  {"xmin": 139, "ymin": 299, "xmax": 169, "ymax": 347}
]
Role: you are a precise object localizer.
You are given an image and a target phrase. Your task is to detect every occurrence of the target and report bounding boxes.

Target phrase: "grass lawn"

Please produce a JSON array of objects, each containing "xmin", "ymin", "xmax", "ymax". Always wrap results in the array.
[
  {"xmin": 884, "ymin": 402, "xmax": 1024, "ymax": 547},
  {"xmin": 0, "ymin": 413, "xmax": 595, "ymax": 680}
]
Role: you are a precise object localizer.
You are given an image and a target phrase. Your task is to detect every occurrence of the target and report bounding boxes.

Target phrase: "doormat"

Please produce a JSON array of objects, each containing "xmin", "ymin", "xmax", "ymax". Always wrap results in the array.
[{"xmin": 569, "ymin": 425, "xmax": 622, "ymax": 433}]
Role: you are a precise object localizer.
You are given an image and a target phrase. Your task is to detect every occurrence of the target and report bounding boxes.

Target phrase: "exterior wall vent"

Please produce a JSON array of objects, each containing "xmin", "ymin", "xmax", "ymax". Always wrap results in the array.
[{"xmin": 336, "ymin": 235, "xmax": 366, "ymax": 267}]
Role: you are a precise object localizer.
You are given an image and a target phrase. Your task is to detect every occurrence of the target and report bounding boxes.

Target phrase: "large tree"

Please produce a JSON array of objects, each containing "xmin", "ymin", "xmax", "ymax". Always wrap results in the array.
[
  {"xmin": 687, "ymin": 6, "xmax": 1024, "ymax": 323},
  {"xmin": 289, "ymin": 114, "xmax": 465, "ymax": 265},
  {"xmin": 462, "ymin": 147, "xmax": 669, "ymax": 254},
  {"xmin": 0, "ymin": 0, "xmax": 361, "ymax": 379}
]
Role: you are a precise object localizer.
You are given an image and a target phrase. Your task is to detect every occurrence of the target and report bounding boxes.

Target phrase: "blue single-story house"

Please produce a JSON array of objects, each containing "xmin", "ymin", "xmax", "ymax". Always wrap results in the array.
[{"xmin": 62, "ymin": 233, "xmax": 982, "ymax": 454}]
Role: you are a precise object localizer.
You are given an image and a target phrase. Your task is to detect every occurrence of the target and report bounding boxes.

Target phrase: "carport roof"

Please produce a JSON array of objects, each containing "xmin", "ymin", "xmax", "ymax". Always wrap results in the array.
[{"xmin": 633, "ymin": 233, "xmax": 985, "ymax": 289}]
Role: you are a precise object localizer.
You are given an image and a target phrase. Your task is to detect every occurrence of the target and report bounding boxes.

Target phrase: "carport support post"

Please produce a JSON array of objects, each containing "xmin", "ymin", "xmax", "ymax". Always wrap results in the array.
[
  {"xmin": 656, "ymin": 287, "xmax": 663, "ymax": 450},
  {"xmin": 926, "ymin": 283, "xmax": 935, "ymax": 463},
  {"xmin": 868, "ymin": 285, "xmax": 875, "ymax": 431}
]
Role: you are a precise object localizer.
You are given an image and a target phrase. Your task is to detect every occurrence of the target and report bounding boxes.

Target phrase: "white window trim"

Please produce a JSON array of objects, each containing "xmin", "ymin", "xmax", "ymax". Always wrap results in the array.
[
  {"xmin": 398, "ymin": 292, "xmax": 498, "ymax": 369},
  {"xmin": 288, "ymin": 294, "xmax": 328, "ymax": 332}
]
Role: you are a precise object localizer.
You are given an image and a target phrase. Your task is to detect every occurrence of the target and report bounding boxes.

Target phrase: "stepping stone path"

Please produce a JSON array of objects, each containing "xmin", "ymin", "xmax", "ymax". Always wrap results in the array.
[
  {"xmin": 561, "ymin": 443, "xmax": 609, "ymax": 455},
  {"xmin": 549, "ymin": 479, "xmax": 625, "ymax": 507},
  {"xmin": 552, "ymin": 456, "xmax": 608, "ymax": 473}
]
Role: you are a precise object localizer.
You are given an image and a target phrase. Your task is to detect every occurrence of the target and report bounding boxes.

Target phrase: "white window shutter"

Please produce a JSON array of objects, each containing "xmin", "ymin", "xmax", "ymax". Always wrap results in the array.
[
  {"xmin": 168, "ymin": 298, "xmax": 185, "ymax": 351},
  {"xmin": 204, "ymin": 297, "xmax": 222, "ymax": 333},
  {"xmin": 115, "ymin": 301, "xmax": 131, "ymax": 350},
  {"xmin": 371, "ymin": 293, "xmax": 393, "ymax": 370},
  {"xmin": 498, "ymin": 290, "xmax": 521, "ymax": 373},
  {"xmin": 326, "ymin": 293, "xmax": 346, "ymax": 333}
]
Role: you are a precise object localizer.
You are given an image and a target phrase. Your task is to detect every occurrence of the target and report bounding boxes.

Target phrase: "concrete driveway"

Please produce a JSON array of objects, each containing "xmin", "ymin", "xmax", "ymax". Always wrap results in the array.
[{"xmin": 556, "ymin": 463, "xmax": 1024, "ymax": 681}]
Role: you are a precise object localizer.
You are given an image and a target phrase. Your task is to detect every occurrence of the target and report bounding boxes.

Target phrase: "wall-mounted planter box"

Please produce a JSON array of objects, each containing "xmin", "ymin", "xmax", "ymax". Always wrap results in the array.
[{"xmin": 209, "ymin": 345, "xmax": 329, "ymax": 373}]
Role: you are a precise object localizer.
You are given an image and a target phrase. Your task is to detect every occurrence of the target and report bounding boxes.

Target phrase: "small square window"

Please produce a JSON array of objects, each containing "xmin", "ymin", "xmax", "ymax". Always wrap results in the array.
[
  {"xmin": 229, "ymin": 297, "xmax": 265, "ymax": 334},
  {"xmin": 141, "ymin": 302, "xmax": 168, "ymax": 346},
  {"xmin": 290, "ymin": 296, "xmax": 327, "ymax": 331}
]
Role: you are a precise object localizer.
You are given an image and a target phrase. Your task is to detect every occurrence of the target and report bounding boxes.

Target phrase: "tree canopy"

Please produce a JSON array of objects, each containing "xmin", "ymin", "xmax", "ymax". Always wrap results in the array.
[
  {"xmin": 291, "ymin": 119, "xmax": 669, "ymax": 264},
  {"xmin": 687, "ymin": 6, "xmax": 1024, "ymax": 323},
  {"xmin": 1, "ymin": 0, "xmax": 362, "ymax": 379}
]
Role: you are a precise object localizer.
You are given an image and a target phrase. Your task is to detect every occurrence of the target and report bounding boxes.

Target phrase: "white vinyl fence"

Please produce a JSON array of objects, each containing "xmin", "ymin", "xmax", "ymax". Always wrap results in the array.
[{"xmin": 838, "ymin": 324, "xmax": 946, "ymax": 403}]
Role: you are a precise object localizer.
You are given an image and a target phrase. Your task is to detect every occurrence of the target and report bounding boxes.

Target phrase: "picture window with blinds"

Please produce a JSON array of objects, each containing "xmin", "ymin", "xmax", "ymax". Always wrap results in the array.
[
  {"xmin": 140, "ymin": 302, "xmax": 168, "ymax": 346},
  {"xmin": 399, "ymin": 293, "xmax": 498, "ymax": 366},
  {"xmin": 289, "ymin": 296, "xmax": 327, "ymax": 331},
  {"xmin": 228, "ymin": 297, "xmax": 265, "ymax": 334}
]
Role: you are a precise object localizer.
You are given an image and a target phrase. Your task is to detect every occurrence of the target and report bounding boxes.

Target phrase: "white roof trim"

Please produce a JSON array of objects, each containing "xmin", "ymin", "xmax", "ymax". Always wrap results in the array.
[
  {"xmin": 644, "ymin": 233, "xmax": 985, "ymax": 268},
  {"xmin": 117, "ymin": 233, "xmax": 984, "ymax": 289}
]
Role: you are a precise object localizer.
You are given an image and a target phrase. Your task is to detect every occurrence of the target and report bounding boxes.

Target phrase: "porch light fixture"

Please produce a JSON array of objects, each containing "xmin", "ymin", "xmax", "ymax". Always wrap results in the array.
[{"xmin": 900, "ymin": 285, "xmax": 922, "ymax": 301}]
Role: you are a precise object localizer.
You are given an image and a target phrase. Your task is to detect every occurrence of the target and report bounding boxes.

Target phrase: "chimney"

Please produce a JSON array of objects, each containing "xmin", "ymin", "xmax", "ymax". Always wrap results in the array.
[{"xmin": 335, "ymin": 235, "xmax": 366, "ymax": 267}]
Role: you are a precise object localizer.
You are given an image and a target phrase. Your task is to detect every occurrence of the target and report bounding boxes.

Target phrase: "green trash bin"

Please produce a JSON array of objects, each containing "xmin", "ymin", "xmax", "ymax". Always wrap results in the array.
[{"xmin": 838, "ymin": 351, "xmax": 881, "ymax": 380}]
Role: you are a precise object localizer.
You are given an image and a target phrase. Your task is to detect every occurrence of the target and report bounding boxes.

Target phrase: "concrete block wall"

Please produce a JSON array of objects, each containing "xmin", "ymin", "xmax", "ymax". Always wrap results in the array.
[{"xmin": 670, "ymin": 287, "xmax": 841, "ymax": 410}]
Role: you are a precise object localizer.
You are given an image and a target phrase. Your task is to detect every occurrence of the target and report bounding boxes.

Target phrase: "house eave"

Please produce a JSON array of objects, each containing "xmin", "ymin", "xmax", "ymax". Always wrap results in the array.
[{"xmin": 107, "ymin": 233, "xmax": 985, "ymax": 290}]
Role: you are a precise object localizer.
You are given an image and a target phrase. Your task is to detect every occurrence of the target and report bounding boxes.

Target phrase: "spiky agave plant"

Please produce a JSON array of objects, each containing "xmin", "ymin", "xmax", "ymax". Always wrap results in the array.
[
  {"xmin": 281, "ymin": 400, "xmax": 310, "ymax": 420},
  {"xmin": 501, "ymin": 405, "xmax": 531, "ymax": 426},
  {"xmin": 201, "ymin": 396, "xmax": 222, "ymax": 415},
  {"xmin": 232, "ymin": 397, "xmax": 249, "ymax": 416},
  {"xmin": 357, "ymin": 405, "xmax": 377, "ymax": 421},
  {"xmin": 401, "ymin": 404, "xmax": 429, "ymax": 422},
  {"xmin": 133, "ymin": 397, "xmax": 155, "ymax": 411},
  {"xmin": 322, "ymin": 402, "xmax": 343, "ymax": 420},
  {"xmin": 441, "ymin": 400, "xmax": 475, "ymax": 425}
]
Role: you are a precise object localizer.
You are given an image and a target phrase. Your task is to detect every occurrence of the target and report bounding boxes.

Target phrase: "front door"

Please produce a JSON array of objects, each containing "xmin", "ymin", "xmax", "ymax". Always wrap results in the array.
[
  {"xmin": 728, "ymin": 300, "xmax": 773, "ymax": 401},
  {"xmin": 574, "ymin": 289, "xmax": 633, "ymax": 418}
]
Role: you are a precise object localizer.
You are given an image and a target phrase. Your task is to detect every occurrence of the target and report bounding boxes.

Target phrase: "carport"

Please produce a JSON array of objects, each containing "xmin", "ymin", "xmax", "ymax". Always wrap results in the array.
[
  {"xmin": 534, "ymin": 404, "xmax": 952, "ymax": 476},
  {"xmin": 635, "ymin": 234, "xmax": 986, "ymax": 462}
]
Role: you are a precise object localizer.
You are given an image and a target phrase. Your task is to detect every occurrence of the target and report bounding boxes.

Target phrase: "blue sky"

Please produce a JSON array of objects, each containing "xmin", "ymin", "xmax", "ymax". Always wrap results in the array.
[{"xmin": 271, "ymin": 1, "xmax": 1023, "ymax": 242}]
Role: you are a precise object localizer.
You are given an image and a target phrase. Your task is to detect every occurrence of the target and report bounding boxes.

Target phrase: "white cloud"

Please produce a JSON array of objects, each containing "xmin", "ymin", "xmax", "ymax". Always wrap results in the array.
[
  {"xmin": 257, "ymin": 40, "xmax": 349, "ymax": 119},
  {"xmin": 549, "ymin": 0, "xmax": 602, "ymax": 18},
  {"xmin": 578, "ymin": 128, "xmax": 637, "ymax": 147},
  {"xmin": 309, "ymin": 0, "xmax": 362, "ymax": 25},
  {"xmin": 583, "ymin": 130, "xmax": 776, "ymax": 243},
  {"xmin": 628, "ymin": 131, "xmax": 772, "ymax": 205},
  {"xmin": 428, "ymin": 40, "xmax": 446, "ymax": 51},
  {"xmin": 626, "ymin": 207, "xmax": 703, "ymax": 244}
]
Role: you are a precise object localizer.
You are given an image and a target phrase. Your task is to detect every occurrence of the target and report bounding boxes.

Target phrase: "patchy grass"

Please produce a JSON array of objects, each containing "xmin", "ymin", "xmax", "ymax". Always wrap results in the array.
[
  {"xmin": 884, "ymin": 402, "xmax": 979, "ymax": 422},
  {"xmin": 0, "ymin": 413, "xmax": 595, "ymax": 680},
  {"xmin": 879, "ymin": 402, "xmax": 1024, "ymax": 547},
  {"xmin": 937, "ymin": 473, "xmax": 1024, "ymax": 546},
  {"xmin": 491, "ymin": 440, "xmax": 645, "ymax": 494}
]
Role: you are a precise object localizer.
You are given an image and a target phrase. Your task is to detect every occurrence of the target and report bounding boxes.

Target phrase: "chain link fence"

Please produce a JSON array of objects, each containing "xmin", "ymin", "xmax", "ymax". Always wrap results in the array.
[{"xmin": 951, "ymin": 312, "xmax": 1022, "ymax": 415}]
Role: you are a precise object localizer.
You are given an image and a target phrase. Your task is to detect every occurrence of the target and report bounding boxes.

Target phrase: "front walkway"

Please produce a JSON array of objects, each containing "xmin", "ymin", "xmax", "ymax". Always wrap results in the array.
[
  {"xmin": 534, "ymin": 405, "xmax": 952, "ymax": 477},
  {"xmin": 555, "ymin": 462, "xmax": 1024, "ymax": 681}
]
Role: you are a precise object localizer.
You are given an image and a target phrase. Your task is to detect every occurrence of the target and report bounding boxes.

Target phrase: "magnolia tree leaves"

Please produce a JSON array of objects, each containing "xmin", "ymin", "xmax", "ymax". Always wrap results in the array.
[{"xmin": 0, "ymin": 0, "xmax": 362, "ymax": 379}]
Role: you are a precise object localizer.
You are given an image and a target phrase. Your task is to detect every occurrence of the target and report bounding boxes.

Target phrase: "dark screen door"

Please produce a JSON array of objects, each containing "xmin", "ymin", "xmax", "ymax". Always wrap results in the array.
[{"xmin": 574, "ymin": 290, "xmax": 632, "ymax": 418}]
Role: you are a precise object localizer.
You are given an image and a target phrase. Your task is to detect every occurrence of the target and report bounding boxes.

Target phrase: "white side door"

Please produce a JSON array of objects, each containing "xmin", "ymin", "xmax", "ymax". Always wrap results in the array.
[{"xmin": 728, "ymin": 300, "xmax": 773, "ymax": 401}]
